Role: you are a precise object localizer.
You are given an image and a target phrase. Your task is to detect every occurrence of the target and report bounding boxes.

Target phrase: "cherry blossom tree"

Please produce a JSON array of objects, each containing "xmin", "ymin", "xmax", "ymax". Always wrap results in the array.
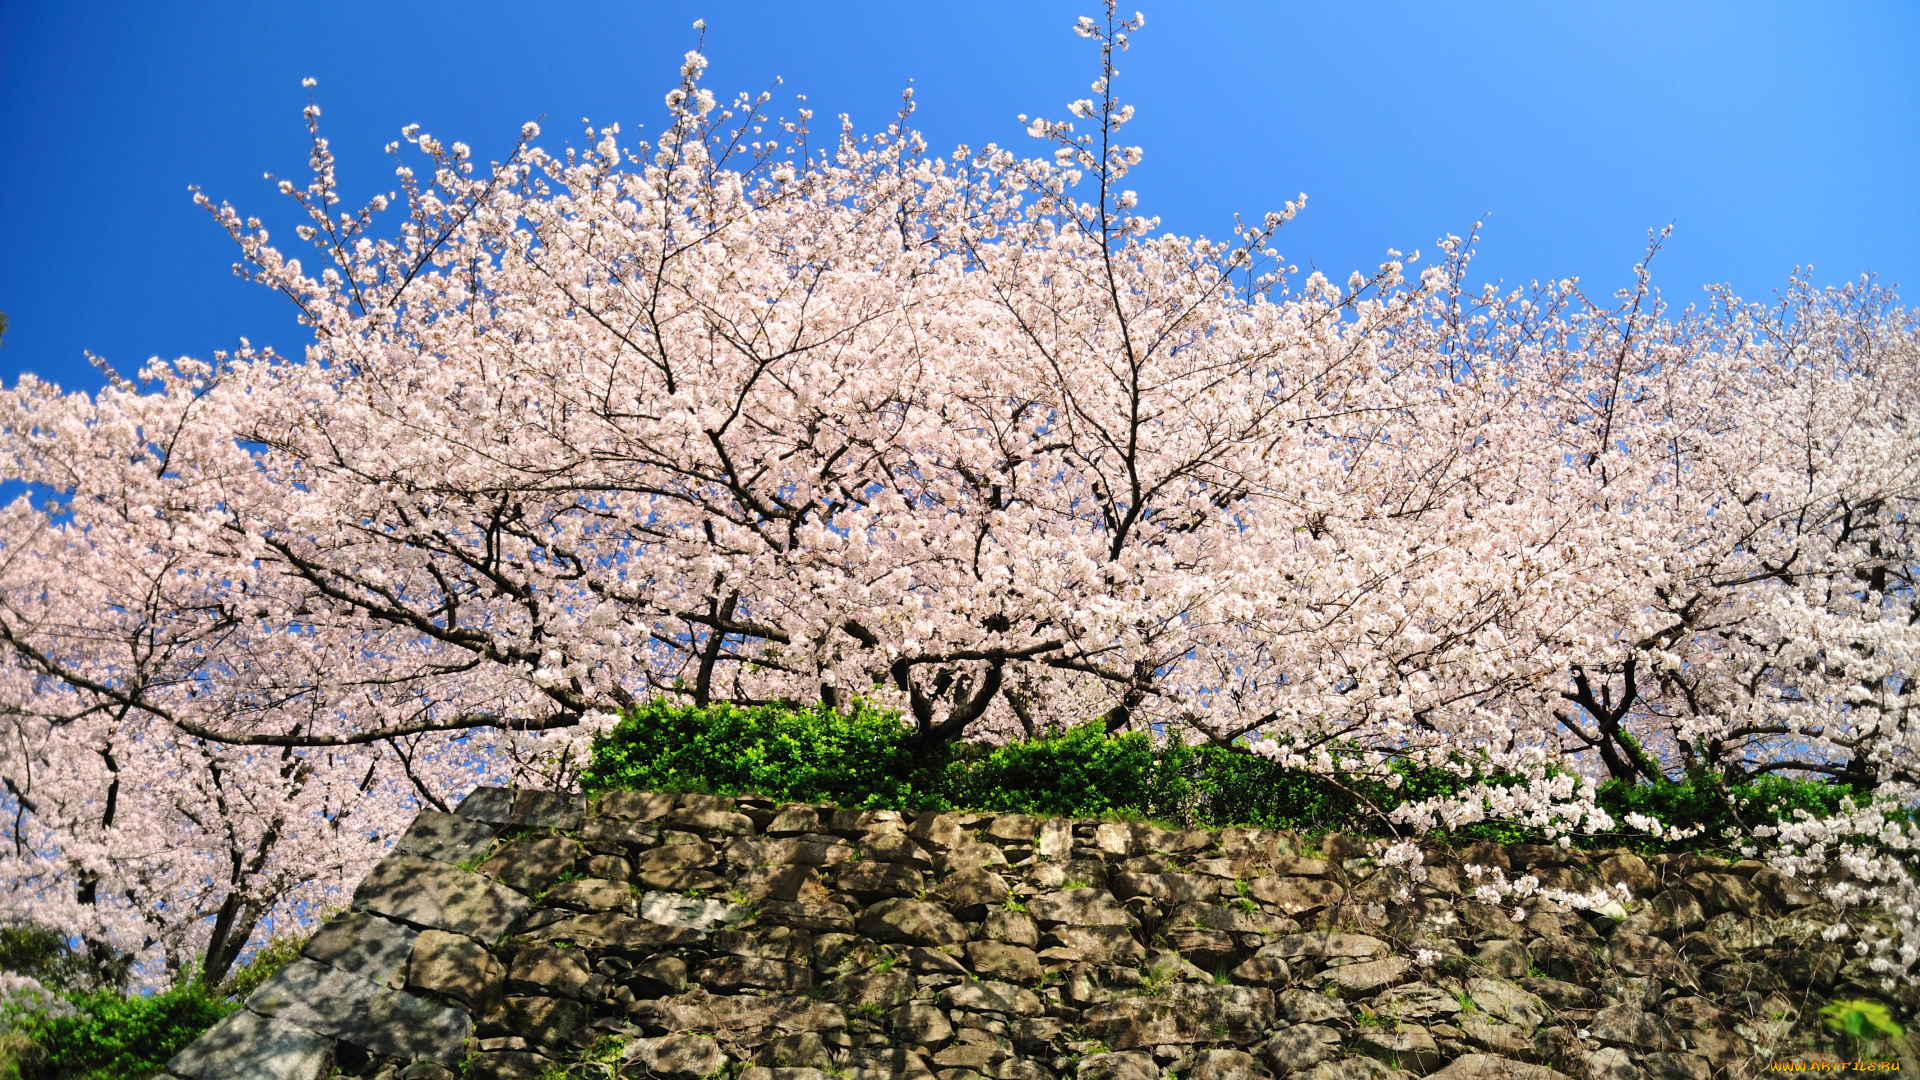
[{"xmin": 0, "ymin": 5, "xmax": 1913, "ymax": 986}]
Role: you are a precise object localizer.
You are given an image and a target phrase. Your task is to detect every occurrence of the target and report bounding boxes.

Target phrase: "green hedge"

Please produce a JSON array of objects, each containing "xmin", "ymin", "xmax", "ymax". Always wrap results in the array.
[
  {"xmin": 583, "ymin": 698, "xmax": 1861, "ymax": 846},
  {"xmin": 0, "ymin": 925, "xmax": 304, "ymax": 1080},
  {"xmin": 1, "ymin": 985, "xmax": 235, "ymax": 1080}
]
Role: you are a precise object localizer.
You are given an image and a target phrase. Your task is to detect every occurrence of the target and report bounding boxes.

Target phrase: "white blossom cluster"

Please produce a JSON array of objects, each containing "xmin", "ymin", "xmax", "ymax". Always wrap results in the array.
[{"xmin": 0, "ymin": 4, "xmax": 1913, "ymax": 986}]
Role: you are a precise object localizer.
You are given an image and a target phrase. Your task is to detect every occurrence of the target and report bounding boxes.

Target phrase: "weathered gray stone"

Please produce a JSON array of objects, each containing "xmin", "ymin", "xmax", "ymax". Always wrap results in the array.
[
  {"xmin": 835, "ymin": 862, "xmax": 925, "ymax": 900},
  {"xmin": 638, "ymin": 995, "xmax": 847, "ymax": 1048},
  {"xmin": 458, "ymin": 786, "xmax": 583, "ymax": 830},
  {"xmin": 937, "ymin": 979, "xmax": 1045, "ymax": 1016},
  {"xmin": 481, "ymin": 835, "xmax": 580, "ymax": 893},
  {"xmin": 1475, "ymin": 940, "xmax": 1530, "ymax": 980},
  {"xmin": 1037, "ymin": 819, "xmax": 1074, "ymax": 861},
  {"xmin": 741, "ymin": 1070, "xmax": 831, "ymax": 1080},
  {"xmin": 1230, "ymin": 954, "xmax": 1291, "ymax": 987},
  {"xmin": 667, "ymin": 807, "xmax": 758, "ymax": 836},
  {"xmin": 302, "ymin": 911, "xmax": 419, "ymax": 984},
  {"xmin": 937, "ymin": 841, "xmax": 1012, "ymax": 875},
  {"xmin": 584, "ymin": 854, "xmax": 633, "ymax": 881},
  {"xmin": 1517, "ymin": 977, "xmax": 1596, "ymax": 1010},
  {"xmin": 465, "ymin": 1051, "xmax": 554, "ymax": 1080},
  {"xmin": 768, "ymin": 805, "xmax": 823, "ymax": 836},
  {"xmin": 892, "ymin": 1002, "xmax": 955, "ymax": 1047},
  {"xmin": 842, "ymin": 1047, "xmax": 936, "ymax": 1080},
  {"xmin": 1078, "ymin": 1052, "xmax": 1159, "ymax": 1080},
  {"xmin": 1165, "ymin": 926, "xmax": 1240, "ymax": 969},
  {"xmin": 1027, "ymin": 890, "xmax": 1136, "ymax": 927},
  {"xmin": 167, "ymin": 1008, "xmax": 335, "ymax": 1080},
  {"xmin": 393, "ymin": 810, "xmax": 498, "ymax": 865},
  {"xmin": 941, "ymin": 867, "xmax": 1013, "ymax": 918},
  {"xmin": 544, "ymin": 877, "xmax": 636, "ymax": 913},
  {"xmin": 1247, "ymin": 877, "xmax": 1345, "ymax": 915},
  {"xmin": 509, "ymin": 943, "xmax": 594, "ymax": 999},
  {"xmin": 1278, "ymin": 989, "xmax": 1350, "ymax": 1024},
  {"xmin": 1081, "ymin": 984, "xmax": 1274, "ymax": 1047},
  {"xmin": 1598, "ymin": 854, "xmax": 1657, "ymax": 897},
  {"xmin": 528, "ymin": 912, "xmax": 703, "ymax": 953},
  {"xmin": 1638, "ymin": 1054, "xmax": 1710, "ymax": 1080},
  {"xmin": 1263, "ymin": 1023, "xmax": 1342, "ymax": 1074},
  {"xmin": 1354, "ymin": 1023, "xmax": 1442, "ymax": 1073},
  {"xmin": 630, "ymin": 955, "xmax": 691, "ymax": 996},
  {"xmin": 1425, "ymin": 1056, "xmax": 1570, "ymax": 1080},
  {"xmin": 485, "ymin": 995, "xmax": 588, "ymax": 1050},
  {"xmin": 640, "ymin": 892, "xmax": 743, "ymax": 931},
  {"xmin": 352, "ymin": 853, "xmax": 531, "ymax": 941},
  {"xmin": 1190, "ymin": 1050, "xmax": 1268, "ymax": 1080},
  {"xmin": 754, "ymin": 1032, "xmax": 834, "ymax": 1070},
  {"xmin": 712, "ymin": 926, "xmax": 814, "ymax": 964},
  {"xmin": 985, "ymin": 909, "xmax": 1040, "ymax": 947},
  {"xmin": 758, "ymin": 899, "xmax": 856, "ymax": 933},
  {"xmin": 698, "ymin": 955, "xmax": 813, "ymax": 994},
  {"xmin": 861, "ymin": 831, "xmax": 936, "ymax": 869},
  {"xmin": 1588, "ymin": 1005, "xmax": 1674, "ymax": 1051},
  {"xmin": 1373, "ymin": 982, "xmax": 1461, "ymax": 1021},
  {"xmin": 246, "ymin": 957, "xmax": 471, "ymax": 1063},
  {"xmin": 966, "ymin": 941, "xmax": 1043, "ymax": 983},
  {"xmin": 1582, "ymin": 1048, "xmax": 1641, "ymax": 1080},
  {"xmin": 1298, "ymin": 1057, "xmax": 1400, "ymax": 1080},
  {"xmin": 1749, "ymin": 866, "xmax": 1818, "ymax": 908},
  {"xmin": 1464, "ymin": 979, "xmax": 1548, "ymax": 1030},
  {"xmin": 634, "ymin": 842, "xmax": 725, "ymax": 891},
  {"xmin": 595, "ymin": 790, "xmax": 678, "ymax": 821},
  {"xmin": 1265, "ymin": 932, "xmax": 1388, "ymax": 962},
  {"xmin": 1043, "ymin": 924, "xmax": 1146, "ymax": 965},
  {"xmin": 1459, "ymin": 1015, "xmax": 1531, "ymax": 1058},
  {"xmin": 407, "ymin": 928, "xmax": 505, "ymax": 1013},
  {"xmin": 1320, "ymin": 956, "xmax": 1412, "ymax": 996},
  {"xmin": 1169, "ymin": 901, "xmax": 1298, "ymax": 936},
  {"xmin": 623, "ymin": 1033, "xmax": 731, "ymax": 1078},
  {"xmin": 820, "ymin": 970, "xmax": 914, "ymax": 1009},
  {"xmin": 859, "ymin": 897, "xmax": 969, "ymax": 946}
]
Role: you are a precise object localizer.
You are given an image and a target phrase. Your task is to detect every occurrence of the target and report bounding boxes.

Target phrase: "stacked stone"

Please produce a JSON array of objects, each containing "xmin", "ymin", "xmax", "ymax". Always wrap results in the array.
[{"xmin": 166, "ymin": 790, "xmax": 1917, "ymax": 1080}]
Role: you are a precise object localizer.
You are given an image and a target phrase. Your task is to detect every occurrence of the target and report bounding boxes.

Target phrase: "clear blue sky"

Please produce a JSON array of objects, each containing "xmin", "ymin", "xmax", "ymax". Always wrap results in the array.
[{"xmin": 2, "ymin": 2, "xmax": 1915, "ymax": 393}]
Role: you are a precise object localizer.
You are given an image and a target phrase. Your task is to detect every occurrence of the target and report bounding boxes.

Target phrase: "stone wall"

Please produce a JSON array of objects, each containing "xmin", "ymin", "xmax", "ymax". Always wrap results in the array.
[{"xmin": 165, "ymin": 789, "xmax": 1917, "ymax": 1080}]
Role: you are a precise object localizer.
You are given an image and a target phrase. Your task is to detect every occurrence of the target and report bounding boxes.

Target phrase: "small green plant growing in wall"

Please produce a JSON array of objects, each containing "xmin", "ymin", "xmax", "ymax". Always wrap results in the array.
[{"xmin": 1819, "ymin": 999, "xmax": 1904, "ymax": 1044}]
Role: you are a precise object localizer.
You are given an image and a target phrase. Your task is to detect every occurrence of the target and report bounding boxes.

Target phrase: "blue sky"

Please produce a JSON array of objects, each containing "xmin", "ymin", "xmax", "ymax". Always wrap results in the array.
[{"xmin": 1, "ymin": 1, "xmax": 1915, "ymax": 393}]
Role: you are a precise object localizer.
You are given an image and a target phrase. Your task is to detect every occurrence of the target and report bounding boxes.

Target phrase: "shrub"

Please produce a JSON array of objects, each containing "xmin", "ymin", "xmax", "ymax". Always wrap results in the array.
[
  {"xmin": 5, "ymin": 984, "xmax": 235, "ymax": 1080},
  {"xmin": 218, "ymin": 935, "xmax": 306, "ymax": 1002},
  {"xmin": 581, "ymin": 698, "xmax": 937, "ymax": 808},
  {"xmin": 584, "ymin": 698, "xmax": 1861, "ymax": 846}
]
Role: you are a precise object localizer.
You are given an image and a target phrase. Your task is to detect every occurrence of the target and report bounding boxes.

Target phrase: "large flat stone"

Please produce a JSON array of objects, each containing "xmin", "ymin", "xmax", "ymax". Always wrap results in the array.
[
  {"xmin": 408, "ymin": 928, "xmax": 506, "ymax": 1014},
  {"xmin": 168, "ymin": 1008, "xmax": 335, "ymax": 1080},
  {"xmin": 1081, "ymin": 984, "xmax": 1274, "ymax": 1048},
  {"xmin": 524, "ymin": 911, "xmax": 704, "ymax": 953},
  {"xmin": 640, "ymin": 892, "xmax": 744, "ymax": 930},
  {"xmin": 246, "ymin": 957, "xmax": 471, "ymax": 1063},
  {"xmin": 393, "ymin": 810, "xmax": 497, "ymax": 865},
  {"xmin": 480, "ymin": 835, "xmax": 580, "ymax": 893},
  {"xmin": 352, "ymin": 853, "xmax": 530, "ymax": 940},
  {"xmin": 457, "ymin": 786, "xmax": 584, "ymax": 830},
  {"xmin": 301, "ymin": 912, "xmax": 419, "ymax": 985}
]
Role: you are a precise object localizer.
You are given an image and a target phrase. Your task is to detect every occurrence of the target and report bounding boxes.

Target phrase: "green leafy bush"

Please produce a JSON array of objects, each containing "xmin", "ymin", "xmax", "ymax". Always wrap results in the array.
[
  {"xmin": 1597, "ymin": 769, "xmax": 1864, "ymax": 843},
  {"xmin": 583, "ymin": 698, "xmax": 938, "ymax": 808},
  {"xmin": 217, "ymin": 935, "xmax": 306, "ymax": 1002},
  {"xmin": 4, "ymin": 984, "xmax": 235, "ymax": 1080},
  {"xmin": 586, "ymin": 699, "xmax": 1860, "ymax": 847}
]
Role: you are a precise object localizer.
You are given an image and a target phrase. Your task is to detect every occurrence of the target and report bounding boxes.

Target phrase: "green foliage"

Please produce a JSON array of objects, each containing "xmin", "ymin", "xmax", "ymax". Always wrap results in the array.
[
  {"xmin": 1819, "ymin": 999, "xmax": 1904, "ymax": 1042},
  {"xmin": 4, "ymin": 983, "xmax": 236, "ymax": 1080},
  {"xmin": 582, "ymin": 698, "xmax": 935, "ymax": 808},
  {"xmin": 218, "ymin": 935, "xmax": 306, "ymax": 1002},
  {"xmin": 1597, "ymin": 769, "xmax": 1863, "ymax": 848},
  {"xmin": 586, "ymin": 699, "xmax": 1863, "ymax": 845}
]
